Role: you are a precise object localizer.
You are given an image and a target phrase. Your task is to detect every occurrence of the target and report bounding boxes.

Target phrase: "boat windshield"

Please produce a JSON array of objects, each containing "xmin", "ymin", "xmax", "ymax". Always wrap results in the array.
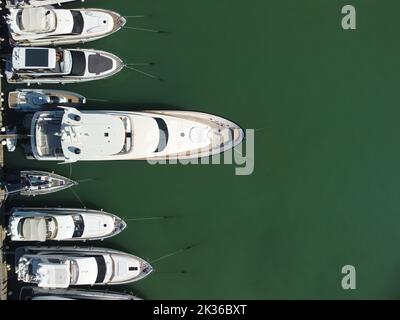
[
  {"xmin": 72, "ymin": 214, "xmax": 84, "ymax": 238},
  {"xmin": 69, "ymin": 260, "xmax": 79, "ymax": 285},
  {"xmin": 118, "ymin": 116, "xmax": 133, "ymax": 154},
  {"xmin": 154, "ymin": 117, "xmax": 169, "ymax": 153},
  {"xmin": 71, "ymin": 11, "xmax": 84, "ymax": 34},
  {"xmin": 94, "ymin": 256, "xmax": 107, "ymax": 284},
  {"xmin": 69, "ymin": 51, "xmax": 86, "ymax": 76}
]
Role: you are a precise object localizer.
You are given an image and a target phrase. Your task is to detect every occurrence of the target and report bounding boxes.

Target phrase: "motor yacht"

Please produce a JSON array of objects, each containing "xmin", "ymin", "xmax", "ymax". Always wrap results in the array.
[
  {"xmin": 8, "ymin": 89, "xmax": 86, "ymax": 112},
  {"xmin": 6, "ymin": 7, "xmax": 126, "ymax": 46},
  {"xmin": 15, "ymin": 246, "xmax": 153, "ymax": 288},
  {"xmin": 7, "ymin": 207, "xmax": 126, "ymax": 242},
  {"xmin": 19, "ymin": 287, "xmax": 142, "ymax": 300},
  {"xmin": 25, "ymin": 107, "xmax": 245, "ymax": 162},
  {"xmin": 6, "ymin": 0, "xmax": 78, "ymax": 8},
  {"xmin": 5, "ymin": 47, "xmax": 124, "ymax": 84}
]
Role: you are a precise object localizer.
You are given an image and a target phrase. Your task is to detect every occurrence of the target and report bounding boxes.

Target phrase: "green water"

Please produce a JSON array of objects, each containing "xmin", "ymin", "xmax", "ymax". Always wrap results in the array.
[{"xmin": 5, "ymin": 0, "xmax": 400, "ymax": 299}]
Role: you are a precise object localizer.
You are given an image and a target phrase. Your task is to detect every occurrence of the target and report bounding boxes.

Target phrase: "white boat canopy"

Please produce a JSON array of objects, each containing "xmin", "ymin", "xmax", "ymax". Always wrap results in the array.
[
  {"xmin": 37, "ymin": 261, "xmax": 71, "ymax": 288},
  {"xmin": 22, "ymin": 218, "xmax": 47, "ymax": 242},
  {"xmin": 20, "ymin": 8, "xmax": 56, "ymax": 33}
]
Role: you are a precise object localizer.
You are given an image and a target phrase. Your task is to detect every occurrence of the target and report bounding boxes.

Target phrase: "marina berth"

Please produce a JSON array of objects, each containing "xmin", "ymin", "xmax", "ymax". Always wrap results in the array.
[
  {"xmin": 2, "ymin": 170, "xmax": 77, "ymax": 197},
  {"xmin": 7, "ymin": 207, "xmax": 127, "ymax": 242},
  {"xmin": 5, "ymin": 47, "xmax": 124, "ymax": 84},
  {"xmin": 8, "ymin": 89, "xmax": 86, "ymax": 111},
  {"xmin": 6, "ymin": 0, "xmax": 79, "ymax": 8},
  {"xmin": 15, "ymin": 246, "xmax": 154, "ymax": 288},
  {"xmin": 6, "ymin": 7, "xmax": 126, "ymax": 46},
  {"xmin": 25, "ymin": 107, "xmax": 245, "ymax": 162}
]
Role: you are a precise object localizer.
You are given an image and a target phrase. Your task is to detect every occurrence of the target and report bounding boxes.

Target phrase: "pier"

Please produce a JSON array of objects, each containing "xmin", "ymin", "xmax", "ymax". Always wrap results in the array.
[{"xmin": 0, "ymin": 70, "xmax": 8, "ymax": 300}]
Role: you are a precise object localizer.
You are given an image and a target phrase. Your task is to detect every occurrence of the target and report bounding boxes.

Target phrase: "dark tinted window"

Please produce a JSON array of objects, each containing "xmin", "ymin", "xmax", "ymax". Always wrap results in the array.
[
  {"xmin": 94, "ymin": 256, "xmax": 107, "ymax": 283},
  {"xmin": 72, "ymin": 214, "xmax": 84, "ymax": 238},
  {"xmin": 70, "ymin": 51, "xmax": 86, "ymax": 76},
  {"xmin": 71, "ymin": 11, "xmax": 84, "ymax": 34},
  {"xmin": 154, "ymin": 118, "xmax": 169, "ymax": 153}
]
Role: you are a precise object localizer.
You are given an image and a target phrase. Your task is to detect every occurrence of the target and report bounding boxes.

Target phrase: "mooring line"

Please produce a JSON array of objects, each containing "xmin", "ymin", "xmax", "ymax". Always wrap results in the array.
[
  {"xmin": 69, "ymin": 188, "xmax": 86, "ymax": 209},
  {"xmin": 150, "ymin": 244, "xmax": 199, "ymax": 264}
]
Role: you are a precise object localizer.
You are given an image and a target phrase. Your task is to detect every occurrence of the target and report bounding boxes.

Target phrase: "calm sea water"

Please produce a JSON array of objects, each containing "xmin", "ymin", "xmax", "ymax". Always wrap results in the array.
[{"xmin": 5, "ymin": 0, "xmax": 400, "ymax": 299}]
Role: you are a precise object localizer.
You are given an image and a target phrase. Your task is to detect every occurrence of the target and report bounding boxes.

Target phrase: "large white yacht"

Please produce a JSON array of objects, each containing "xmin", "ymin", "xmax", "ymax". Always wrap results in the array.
[
  {"xmin": 25, "ymin": 107, "xmax": 244, "ymax": 162},
  {"xmin": 6, "ymin": 0, "xmax": 78, "ymax": 8},
  {"xmin": 15, "ymin": 246, "xmax": 153, "ymax": 288},
  {"xmin": 5, "ymin": 47, "xmax": 124, "ymax": 84},
  {"xmin": 6, "ymin": 7, "xmax": 126, "ymax": 46},
  {"xmin": 20, "ymin": 287, "xmax": 142, "ymax": 300},
  {"xmin": 7, "ymin": 207, "xmax": 126, "ymax": 242}
]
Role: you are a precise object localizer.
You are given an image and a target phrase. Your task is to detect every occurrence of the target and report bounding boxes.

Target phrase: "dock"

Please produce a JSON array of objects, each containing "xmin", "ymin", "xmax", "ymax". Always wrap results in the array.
[
  {"xmin": 0, "ymin": 69, "xmax": 8, "ymax": 300},
  {"xmin": 0, "ymin": 225, "xmax": 7, "ymax": 301}
]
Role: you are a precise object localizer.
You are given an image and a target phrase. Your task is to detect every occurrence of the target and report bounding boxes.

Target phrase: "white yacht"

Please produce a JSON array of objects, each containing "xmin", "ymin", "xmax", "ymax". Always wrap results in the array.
[
  {"xmin": 15, "ymin": 246, "xmax": 153, "ymax": 288},
  {"xmin": 9, "ymin": 89, "xmax": 86, "ymax": 111},
  {"xmin": 6, "ymin": 7, "xmax": 126, "ymax": 46},
  {"xmin": 20, "ymin": 287, "xmax": 142, "ymax": 300},
  {"xmin": 8, "ymin": 207, "xmax": 126, "ymax": 242},
  {"xmin": 6, "ymin": 0, "xmax": 78, "ymax": 8},
  {"xmin": 25, "ymin": 107, "xmax": 244, "ymax": 162},
  {"xmin": 5, "ymin": 47, "xmax": 124, "ymax": 84}
]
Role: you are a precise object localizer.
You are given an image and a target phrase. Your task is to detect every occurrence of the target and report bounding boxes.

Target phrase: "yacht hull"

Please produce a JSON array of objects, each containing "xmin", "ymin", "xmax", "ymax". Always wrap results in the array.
[
  {"xmin": 6, "ymin": 0, "xmax": 77, "ymax": 8},
  {"xmin": 8, "ymin": 207, "xmax": 127, "ymax": 241},
  {"xmin": 15, "ymin": 246, "xmax": 153, "ymax": 287},
  {"xmin": 2, "ymin": 170, "xmax": 77, "ymax": 197},
  {"xmin": 5, "ymin": 48, "xmax": 124, "ymax": 85},
  {"xmin": 26, "ymin": 109, "xmax": 245, "ymax": 162},
  {"xmin": 8, "ymin": 89, "xmax": 86, "ymax": 111},
  {"xmin": 20, "ymin": 287, "xmax": 142, "ymax": 300},
  {"xmin": 8, "ymin": 8, "xmax": 126, "ymax": 47}
]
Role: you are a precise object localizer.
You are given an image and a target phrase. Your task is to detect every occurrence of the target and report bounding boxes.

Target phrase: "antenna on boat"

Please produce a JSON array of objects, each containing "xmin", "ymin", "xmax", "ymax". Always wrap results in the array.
[
  {"xmin": 124, "ymin": 64, "xmax": 163, "ymax": 81},
  {"xmin": 123, "ymin": 26, "xmax": 168, "ymax": 34},
  {"xmin": 149, "ymin": 244, "xmax": 199, "ymax": 264}
]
